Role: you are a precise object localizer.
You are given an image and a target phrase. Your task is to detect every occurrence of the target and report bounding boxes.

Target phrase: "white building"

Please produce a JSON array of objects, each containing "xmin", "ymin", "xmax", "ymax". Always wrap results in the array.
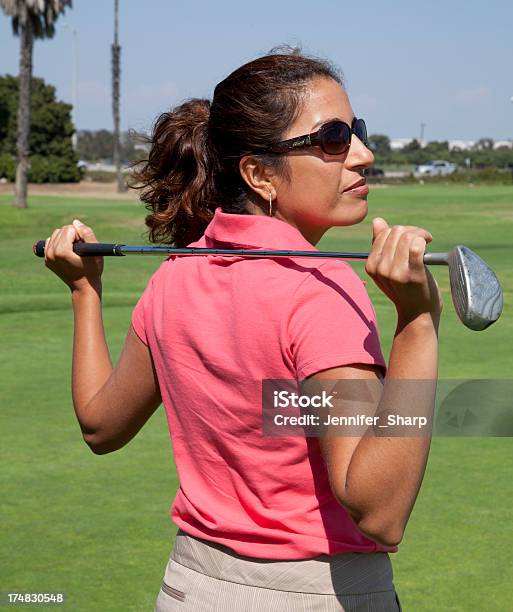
[
  {"xmin": 493, "ymin": 140, "xmax": 513, "ymax": 150},
  {"xmin": 448, "ymin": 140, "xmax": 475, "ymax": 151}
]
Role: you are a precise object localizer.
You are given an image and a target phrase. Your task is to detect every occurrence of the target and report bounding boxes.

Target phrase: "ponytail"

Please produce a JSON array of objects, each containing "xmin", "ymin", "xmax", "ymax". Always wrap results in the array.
[{"xmin": 130, "ymin": 98, "xmax": 216, "ymax": 248}]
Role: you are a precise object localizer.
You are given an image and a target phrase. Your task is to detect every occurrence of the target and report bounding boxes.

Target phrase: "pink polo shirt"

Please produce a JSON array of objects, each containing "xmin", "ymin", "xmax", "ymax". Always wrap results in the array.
[{"xmin": 131, "ymin": 207, "xmax": 396, "ymax": 559}]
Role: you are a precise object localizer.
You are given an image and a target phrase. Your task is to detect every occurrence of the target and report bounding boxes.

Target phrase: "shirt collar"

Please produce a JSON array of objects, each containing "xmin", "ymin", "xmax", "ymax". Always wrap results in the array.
[{"xmin": 204, "ymin": 207, "xmax": 318, "ymax": 251}]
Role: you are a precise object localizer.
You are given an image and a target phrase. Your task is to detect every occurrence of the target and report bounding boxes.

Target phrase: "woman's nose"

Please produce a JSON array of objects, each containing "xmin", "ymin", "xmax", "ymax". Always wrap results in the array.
[{"xmin": 345, "ymin": 135, "xmax": 375, "ymax": 170}]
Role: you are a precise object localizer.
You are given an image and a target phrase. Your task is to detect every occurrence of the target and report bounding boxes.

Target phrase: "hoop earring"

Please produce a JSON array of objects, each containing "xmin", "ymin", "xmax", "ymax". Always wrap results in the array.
[{"xmin": 267, "ymin": 188, "xmax": 273, "ymax": 217}]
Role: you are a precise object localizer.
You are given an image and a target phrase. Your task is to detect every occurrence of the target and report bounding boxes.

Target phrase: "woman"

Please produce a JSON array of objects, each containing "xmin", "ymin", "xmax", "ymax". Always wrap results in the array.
[{"xmin": 43, "ymin": 49, "xmax": 441, "ymax": 611}]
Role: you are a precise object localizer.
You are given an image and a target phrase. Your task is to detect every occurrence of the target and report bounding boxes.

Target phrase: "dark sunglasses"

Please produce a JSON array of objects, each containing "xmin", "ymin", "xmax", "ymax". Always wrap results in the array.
[{"xmin": 254, "ymin": 117, "xmax": 368, "ymax": 156}]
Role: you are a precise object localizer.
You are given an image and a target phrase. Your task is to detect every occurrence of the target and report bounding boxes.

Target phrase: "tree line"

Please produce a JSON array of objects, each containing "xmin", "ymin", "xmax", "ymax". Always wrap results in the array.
[
  {"xmin": 368, "ymin": 135, "xmax": 513, "ymax": 169},
  {"xmin": 76, "ymin": 129, "xmax": 144, "ymax": 163}
]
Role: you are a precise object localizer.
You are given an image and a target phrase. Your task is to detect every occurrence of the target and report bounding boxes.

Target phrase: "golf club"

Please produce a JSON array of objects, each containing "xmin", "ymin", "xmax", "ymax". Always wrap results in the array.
[{"xmin": 33, "ymin": 240, "xmax": 503, "ymax": 331}]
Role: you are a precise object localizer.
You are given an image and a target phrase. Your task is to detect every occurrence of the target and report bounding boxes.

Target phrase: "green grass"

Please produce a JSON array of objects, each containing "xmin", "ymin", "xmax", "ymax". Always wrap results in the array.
[{"xmin": 1, "ymin": 185, "xmax": 512, "ymax": 611}]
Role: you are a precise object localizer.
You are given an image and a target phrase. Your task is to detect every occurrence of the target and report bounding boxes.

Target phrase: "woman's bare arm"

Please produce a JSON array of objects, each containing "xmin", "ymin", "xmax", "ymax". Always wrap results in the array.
[
  {"xmin": 71, "ymin": 287, "xmax": 161, "ymax": 455},
  {"xmin": 315, "ymin": 313, "xmax": 438, "ymax": 548},
  {"xmin": 43, "ymin": 220, "xmax": 161, "ymax": 455},
  {"xmin": 314, "ymin": 218, "xmax": 442, "ymax": 547}
]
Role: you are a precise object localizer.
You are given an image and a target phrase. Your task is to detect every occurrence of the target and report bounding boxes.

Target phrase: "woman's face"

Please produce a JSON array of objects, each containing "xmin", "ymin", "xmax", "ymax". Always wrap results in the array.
[{"xmin": 273, "ymin": 77, "xmax": 375, "ymax": 245}]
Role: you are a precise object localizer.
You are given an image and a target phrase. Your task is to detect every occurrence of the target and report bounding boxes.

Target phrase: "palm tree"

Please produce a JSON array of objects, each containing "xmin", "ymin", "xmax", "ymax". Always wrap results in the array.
[
  {"xmin": 1, "ymin": 0, "xmax": 72, "ymax": 208},
  {"xmin": 112, "ymin": 0, "xmax": 124, "ymax": 192}
]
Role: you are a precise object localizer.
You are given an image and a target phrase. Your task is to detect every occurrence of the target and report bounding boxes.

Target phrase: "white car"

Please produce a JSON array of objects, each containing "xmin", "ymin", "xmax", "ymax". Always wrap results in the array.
[{"xmin": 416, "ymin": 160, "xmax": 458, "ymax": 176}]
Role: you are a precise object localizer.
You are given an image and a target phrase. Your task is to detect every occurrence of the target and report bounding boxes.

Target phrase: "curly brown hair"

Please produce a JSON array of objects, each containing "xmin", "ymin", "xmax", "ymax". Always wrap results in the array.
[{"xmin": 129, "ymin": 47, "xmax": 343, "ymax": 248}]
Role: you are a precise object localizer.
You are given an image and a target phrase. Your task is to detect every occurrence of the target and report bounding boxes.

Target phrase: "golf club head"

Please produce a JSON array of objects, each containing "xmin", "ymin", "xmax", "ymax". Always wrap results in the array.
[{"xmin": 447, "ymin": 245, "xmax": 503, "ymax": 331}]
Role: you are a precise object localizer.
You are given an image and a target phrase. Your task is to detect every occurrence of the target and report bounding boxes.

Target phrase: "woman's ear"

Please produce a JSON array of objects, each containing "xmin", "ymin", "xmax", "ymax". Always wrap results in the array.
[{"xmin": 239, "ymin": 155, "xmax": 277, "ymax": 201}]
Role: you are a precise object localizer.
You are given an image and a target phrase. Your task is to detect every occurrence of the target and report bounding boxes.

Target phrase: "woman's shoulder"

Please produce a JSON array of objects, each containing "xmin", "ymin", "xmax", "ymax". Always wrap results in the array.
[{"xmin": 289, "ymin": 257, "xmax": 368, "ymax": 292}]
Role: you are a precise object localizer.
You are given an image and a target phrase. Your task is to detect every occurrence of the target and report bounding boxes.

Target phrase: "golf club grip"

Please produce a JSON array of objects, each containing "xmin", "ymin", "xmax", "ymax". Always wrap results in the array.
[{"xmin": 33, "ymin": 240, "xmax": 125, "ymax": 257}]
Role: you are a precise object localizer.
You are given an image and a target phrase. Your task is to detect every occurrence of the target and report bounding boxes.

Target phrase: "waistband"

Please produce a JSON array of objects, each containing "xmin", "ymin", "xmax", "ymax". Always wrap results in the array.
[{"xmin": 171, "ymin": 529, "xmax": 395, "ymax": 596}]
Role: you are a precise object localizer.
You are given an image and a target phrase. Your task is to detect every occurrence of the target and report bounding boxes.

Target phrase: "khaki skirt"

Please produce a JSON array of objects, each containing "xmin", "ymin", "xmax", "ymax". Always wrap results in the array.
[{"xmin": 154, "ymin": 528, "xmax": 402, "ymax": 611}]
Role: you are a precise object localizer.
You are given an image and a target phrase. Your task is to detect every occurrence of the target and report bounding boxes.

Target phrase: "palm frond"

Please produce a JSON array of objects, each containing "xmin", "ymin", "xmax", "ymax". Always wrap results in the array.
[
  {"xmin": 0, "ymin": 0, "xmax": 18, "ymax": 14},
  {"xmin": 0, "ymin": 0, "xmax": 72, "ymax": 38}
]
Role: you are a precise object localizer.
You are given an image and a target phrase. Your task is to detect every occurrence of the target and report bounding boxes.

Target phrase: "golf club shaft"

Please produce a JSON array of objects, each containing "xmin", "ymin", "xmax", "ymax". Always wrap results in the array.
[{"xmin": 33, "ymin": 241, "xmax": 450, "ymax": 265}]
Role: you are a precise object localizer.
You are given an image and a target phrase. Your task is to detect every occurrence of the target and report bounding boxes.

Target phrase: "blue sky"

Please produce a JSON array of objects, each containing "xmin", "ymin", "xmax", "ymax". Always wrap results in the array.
[{"xmin": 1, "ymin": 0, "xmax": 512, "ymax": 140}]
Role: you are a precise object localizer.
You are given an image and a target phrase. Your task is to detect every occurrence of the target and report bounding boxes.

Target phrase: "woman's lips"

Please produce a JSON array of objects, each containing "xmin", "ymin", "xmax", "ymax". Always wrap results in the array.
[{"xmin": 344, "ymin": 184, "xmax": 369, "ymax": 197}]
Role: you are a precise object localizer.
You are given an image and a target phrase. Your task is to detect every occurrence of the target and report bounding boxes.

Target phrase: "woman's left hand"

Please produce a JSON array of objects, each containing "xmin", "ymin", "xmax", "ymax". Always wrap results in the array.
[{"xmin": 44, "ymin": 219, "xmax": 104, "ymax": 293}]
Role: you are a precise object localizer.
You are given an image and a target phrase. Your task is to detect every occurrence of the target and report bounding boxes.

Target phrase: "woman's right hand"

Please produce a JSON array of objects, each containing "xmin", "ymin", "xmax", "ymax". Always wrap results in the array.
[
  {"xmin": 365, "ymin": 217, "xmax": 443, "ymax": 325},
  {"xmin": 44, "ymin": 219, "xmax": 104, "ymax": 294}
]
